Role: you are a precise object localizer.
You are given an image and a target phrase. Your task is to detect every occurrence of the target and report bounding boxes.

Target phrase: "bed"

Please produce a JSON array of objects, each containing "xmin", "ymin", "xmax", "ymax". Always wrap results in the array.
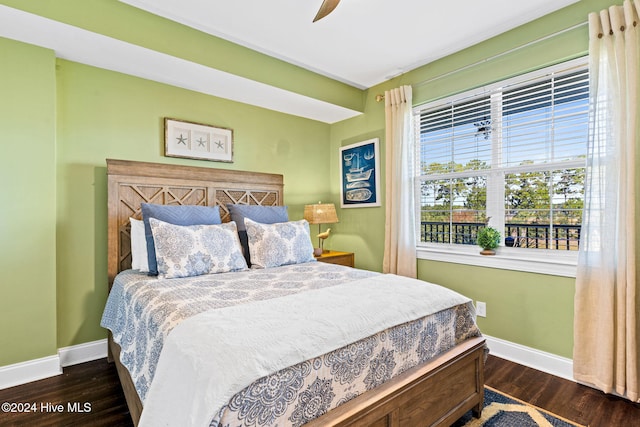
[{"xmin": 102, "ymin": 158, "xmax": 486, "ymax": 427}]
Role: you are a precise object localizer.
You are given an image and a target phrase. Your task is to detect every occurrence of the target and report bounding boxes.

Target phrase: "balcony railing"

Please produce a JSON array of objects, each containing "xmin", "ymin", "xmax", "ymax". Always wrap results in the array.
[{"xmin": 420, "ymin": 222, "xmax": 581, "ymax": 250}]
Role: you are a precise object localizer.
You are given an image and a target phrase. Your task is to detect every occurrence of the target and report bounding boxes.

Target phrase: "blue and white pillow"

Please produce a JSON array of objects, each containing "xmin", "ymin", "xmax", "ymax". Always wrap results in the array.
[
  {"xmin": 149, "ymin": 218, "xmax": 247, "ymax": 279},
  {"xmin": 227, "ymin": 204, "xmax": 289, "ymax": 266},
  {"xmin": 141, "ymin": 203, "xmax": 222, "ymax": 276},
  {"xmin": 245, "ymin": 218, "xmax": 315, "ymax": 269}
]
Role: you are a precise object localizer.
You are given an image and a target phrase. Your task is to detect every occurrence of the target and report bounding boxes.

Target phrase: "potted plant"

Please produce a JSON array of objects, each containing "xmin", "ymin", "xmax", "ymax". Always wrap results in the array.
[{"xmin": 477, "ymin": 226, "xmax": 500, "ymax": 255}]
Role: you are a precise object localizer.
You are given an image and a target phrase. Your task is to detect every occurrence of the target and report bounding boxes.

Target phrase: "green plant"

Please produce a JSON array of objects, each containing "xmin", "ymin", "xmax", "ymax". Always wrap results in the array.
[{"xmin": 477, "ymin": 226, "xmax": 501, "ymax": 250}]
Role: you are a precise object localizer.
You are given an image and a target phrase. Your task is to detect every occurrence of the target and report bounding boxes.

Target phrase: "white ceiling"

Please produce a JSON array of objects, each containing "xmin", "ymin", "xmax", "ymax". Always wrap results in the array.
[{"xmin": 119, "ymin": 0, "xmax": 579, "ymax": 89}]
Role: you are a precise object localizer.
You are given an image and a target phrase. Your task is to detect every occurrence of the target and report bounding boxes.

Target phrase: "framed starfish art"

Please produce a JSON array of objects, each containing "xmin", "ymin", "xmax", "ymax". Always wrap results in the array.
[{"xmin": 164, "ymin": 118, "xmax": 233, "ymax": 163}]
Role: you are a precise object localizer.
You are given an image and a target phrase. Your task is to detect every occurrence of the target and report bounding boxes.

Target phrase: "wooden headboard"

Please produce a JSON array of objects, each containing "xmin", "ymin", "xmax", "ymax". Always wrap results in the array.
[{"xmin": 107, "ymin": 159, "xmax": 284, "ymax": 286}]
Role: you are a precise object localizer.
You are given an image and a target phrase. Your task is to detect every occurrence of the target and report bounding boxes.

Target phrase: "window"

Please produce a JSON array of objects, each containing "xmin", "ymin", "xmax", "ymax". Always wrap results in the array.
[{"xmin": 414, "ymin": 59, "xmax": 588, "ymax": 276}]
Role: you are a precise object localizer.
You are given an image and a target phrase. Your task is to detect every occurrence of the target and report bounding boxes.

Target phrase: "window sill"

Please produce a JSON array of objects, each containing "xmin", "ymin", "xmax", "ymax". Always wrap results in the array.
[{"xmin": 416, "ymin": 244, "xmax": 577, "ymax": 278}]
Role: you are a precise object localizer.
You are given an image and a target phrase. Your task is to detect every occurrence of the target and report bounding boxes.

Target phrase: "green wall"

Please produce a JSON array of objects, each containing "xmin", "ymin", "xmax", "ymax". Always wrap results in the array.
[
  {"xmin": 54, "ymin": 60, "xmax": 331, "ymax": 347},
  {"xmin": 330, "ymin": 0, "xmax": 624, "ymax": 359},
  {"xmin": 1, "ymin": 27, "xmax": 333, "ymax": 364},
  {"xmin": 0, "ymin": 38, "xmax": 57, "ymax": 365},
  {"xmin": 417, "ymin": 262, "xmax": 576, "ymax": 357}
]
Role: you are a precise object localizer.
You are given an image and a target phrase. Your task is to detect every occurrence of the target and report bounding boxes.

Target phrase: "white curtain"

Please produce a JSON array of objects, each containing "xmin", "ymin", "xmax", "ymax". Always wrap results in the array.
[
  {"xmin": 383, "ymin": 85, "xmax": 417, "ymax": 278},
  {"xmin": 573, "ymin": 0, "xmax": 639, "ymax": 402}
]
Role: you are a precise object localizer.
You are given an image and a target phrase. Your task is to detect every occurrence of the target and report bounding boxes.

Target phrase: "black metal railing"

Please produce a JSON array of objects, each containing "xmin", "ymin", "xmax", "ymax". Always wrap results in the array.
[{"xmin": 420, "ymin": 222, "xmax": 581, "ymax": 250}]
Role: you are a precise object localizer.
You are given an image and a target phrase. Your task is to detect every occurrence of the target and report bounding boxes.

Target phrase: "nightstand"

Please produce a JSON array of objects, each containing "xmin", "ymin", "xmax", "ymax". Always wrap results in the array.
[{"xmin": 315, "ymin": 250, "xmax": 354, "ymax": 267}]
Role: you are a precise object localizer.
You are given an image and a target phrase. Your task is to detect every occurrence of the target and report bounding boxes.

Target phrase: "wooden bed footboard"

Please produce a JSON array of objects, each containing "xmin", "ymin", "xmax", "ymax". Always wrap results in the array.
[
  {"xmin": 304, "ymin": 336, "xmax": 486, "ymax": 427},
  {"xmin": 108, "ymin": 335, "xmax": 485, "ymax": 427},
  {"xmin": 109, "ymin": 335, "xmax": 143, "ymax": 425}
]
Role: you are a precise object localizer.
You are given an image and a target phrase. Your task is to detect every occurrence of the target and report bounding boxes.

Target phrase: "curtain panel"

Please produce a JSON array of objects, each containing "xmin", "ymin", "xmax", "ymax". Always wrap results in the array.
[
  {"xmin": 383, "ymin": 85, "xmax": 417, "ymax": 278},
  {"xmin": 573, "ymin": 0, "xmax": 639, "ymax": 402}
]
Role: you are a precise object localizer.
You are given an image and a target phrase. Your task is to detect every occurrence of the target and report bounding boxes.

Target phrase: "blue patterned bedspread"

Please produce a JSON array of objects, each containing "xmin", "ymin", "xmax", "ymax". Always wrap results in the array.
[
  {"xmin": 101, "ymin": 262, "xmax": 378, "ymax": 401},
  {"xmin": 100, "ymin": 262, "xmax": 482, "ymax": 426}
]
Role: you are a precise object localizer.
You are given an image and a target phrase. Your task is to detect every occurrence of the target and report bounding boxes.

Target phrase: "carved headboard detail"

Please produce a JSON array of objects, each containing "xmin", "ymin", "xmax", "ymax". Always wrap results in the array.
[{"xmin": 107, "ymin": 159, "xmax": 284, "ymax": 286}]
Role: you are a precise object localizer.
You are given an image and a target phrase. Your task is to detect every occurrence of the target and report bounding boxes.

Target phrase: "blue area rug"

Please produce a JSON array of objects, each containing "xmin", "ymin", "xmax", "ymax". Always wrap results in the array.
[{"xmin": 452, "ymin": 386, "xmax": 585, "ymax": 427}]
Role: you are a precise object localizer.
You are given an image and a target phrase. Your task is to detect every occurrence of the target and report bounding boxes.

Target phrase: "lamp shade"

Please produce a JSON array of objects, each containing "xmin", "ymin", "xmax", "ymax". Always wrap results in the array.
[{"xmin": 303, "ymin": 203, "xmax": 338, "ymax": 225}]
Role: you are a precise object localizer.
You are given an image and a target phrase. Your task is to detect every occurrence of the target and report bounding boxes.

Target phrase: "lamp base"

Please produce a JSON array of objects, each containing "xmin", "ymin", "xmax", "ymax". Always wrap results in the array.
[{"xmin": 313, "ymin": 247, "xmax": 323, "ymax": 257}]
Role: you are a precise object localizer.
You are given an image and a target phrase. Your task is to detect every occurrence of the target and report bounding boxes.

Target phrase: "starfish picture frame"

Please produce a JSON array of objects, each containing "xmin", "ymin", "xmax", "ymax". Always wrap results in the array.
[{"xmin": 164, "ymin": 117, "xmax": 233, "ymax": 163}]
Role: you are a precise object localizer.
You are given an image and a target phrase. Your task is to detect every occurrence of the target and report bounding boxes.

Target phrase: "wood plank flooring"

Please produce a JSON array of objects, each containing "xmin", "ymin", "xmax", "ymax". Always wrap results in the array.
[
  {"xmin": 0, "ymin": 355, "xmax": 639, "ymax": 426},
  {"xmin": 484, "ymin": 355, "xmax": 640, "ymax": 427},
  {"xmin": 0, "ymin": 358, "xmax": 132, "ymax": 427}
]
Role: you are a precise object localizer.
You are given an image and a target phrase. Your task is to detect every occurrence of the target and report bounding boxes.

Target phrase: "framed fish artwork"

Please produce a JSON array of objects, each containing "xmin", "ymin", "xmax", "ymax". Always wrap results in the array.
[{"xmin": 339, "ymin": 138, "xmax": 381, "ymax": 208}]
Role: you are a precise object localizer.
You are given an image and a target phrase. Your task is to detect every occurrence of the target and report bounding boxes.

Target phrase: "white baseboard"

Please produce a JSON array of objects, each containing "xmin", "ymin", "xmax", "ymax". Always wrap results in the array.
[
  {"xmin": 0, "ymin": 339, "xmax": 108, "ymax": 390},
  {"xmin": 0, "ymin": 355, "xmax": 62, "ymax": 390},
  {"xmin": 58, "ymin": 338, "xmax": 108, "ymax": 367},
  {"xmin": 485, "ymin": 334, "xmax": 574, "ymax": 382},
  {"xmin": 1, "ymin": 336, "xmax": 574, "ymax": 390}
]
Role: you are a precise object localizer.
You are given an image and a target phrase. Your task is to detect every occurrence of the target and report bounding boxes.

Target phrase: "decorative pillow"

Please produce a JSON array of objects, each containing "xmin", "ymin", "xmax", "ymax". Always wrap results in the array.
[
  {"xmin": 129, "ymin": 217, "xmax": 149, "ymax": 272},
  {"xmin": 149, "ymin": 218, "xmax": 247, "ymax": 279},
  {"xmin": 244, "ymin": 218, "xmax": 315, "ymax": 269},
  {"xmin": 227, "ymin": 204, "xmax": 289, "ymax": 266},
  {"xmin": 141, "ymin": 203, "xmax": 222, "ymax": 276}
]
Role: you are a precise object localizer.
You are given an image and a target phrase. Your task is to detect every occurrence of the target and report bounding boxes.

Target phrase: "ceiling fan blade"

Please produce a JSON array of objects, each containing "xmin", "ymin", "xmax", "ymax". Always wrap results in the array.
[{"xmin": 313, "ymin": 0, "xmax": 340, "ymax": 22}]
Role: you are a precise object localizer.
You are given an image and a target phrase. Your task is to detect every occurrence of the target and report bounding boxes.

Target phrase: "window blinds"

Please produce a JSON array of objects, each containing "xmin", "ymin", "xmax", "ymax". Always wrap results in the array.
[
  {"xmin": 415, "ymin": 60, "xmax": 589, "ymax": 249},
  {"xmin": 418, "ymin": 67, "xmax": 589, "ymax": 175}
]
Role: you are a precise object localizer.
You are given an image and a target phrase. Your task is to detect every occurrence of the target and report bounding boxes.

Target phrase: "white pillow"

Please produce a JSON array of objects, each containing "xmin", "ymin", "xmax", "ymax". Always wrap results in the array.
[
  {"xmin": 244, "ymin": 218, "xmax": 315, "ymax": 268},
  {"xmin": 149, "ymin": 218, "xmax": 248, "ymax": 279},
  {"xmin": 130, "ymin": 217, "xmax": 149, "ymax": 272}
]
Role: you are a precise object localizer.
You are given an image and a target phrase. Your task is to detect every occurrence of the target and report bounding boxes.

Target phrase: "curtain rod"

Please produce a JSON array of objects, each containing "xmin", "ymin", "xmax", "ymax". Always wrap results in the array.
[{"xmin": 375, "ymin": 21, "xmax": 588, "ymax": 102}]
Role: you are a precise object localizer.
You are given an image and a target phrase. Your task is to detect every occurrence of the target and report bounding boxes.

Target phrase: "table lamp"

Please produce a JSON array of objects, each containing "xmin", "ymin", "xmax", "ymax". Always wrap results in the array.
[{"xmin": 303, "ymin": 202, "xmax": 338, "ymax": 256}]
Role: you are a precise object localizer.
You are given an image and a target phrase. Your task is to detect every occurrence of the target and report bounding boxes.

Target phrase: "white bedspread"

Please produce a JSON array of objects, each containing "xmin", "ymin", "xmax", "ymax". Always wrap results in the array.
[{"xmin": 139, "ymin": 274, "xmax": 471, "ymax": 427}]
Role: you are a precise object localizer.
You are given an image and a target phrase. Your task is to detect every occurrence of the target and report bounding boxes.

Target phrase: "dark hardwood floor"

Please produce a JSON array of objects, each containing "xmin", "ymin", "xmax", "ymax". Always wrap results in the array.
[
  {"xmin": 484, "ymin": 355, "xmax": 640, "ymax": 427},
  {"xmin": 0, "ymin": 358, "xmax": 132, "ymax": 427},
  {"xmin": 0, "ymin": 355, "xmax": 639, "ymax": 426}
]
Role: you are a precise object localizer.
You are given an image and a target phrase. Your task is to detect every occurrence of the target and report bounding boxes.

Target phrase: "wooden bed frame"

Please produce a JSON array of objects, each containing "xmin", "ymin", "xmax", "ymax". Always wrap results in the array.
[{"xmin": 106, "ymin": 158, "xmax": 485, "ymax": 426}]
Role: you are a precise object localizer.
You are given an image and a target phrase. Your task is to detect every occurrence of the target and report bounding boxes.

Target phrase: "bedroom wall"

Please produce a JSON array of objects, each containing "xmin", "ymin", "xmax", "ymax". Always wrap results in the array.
[
  {"xmin": 55, "ymin": 60, "xmax": 332, "ymax": 348},
  {"xmin": 0, "ymin": 37, "xmax": 57, "ymax": 366},
  {"xmin": 329, "ymin": 0, "xmax": 624, "ymax": 360},
  {"xmin": 1, "ymin": 28, "xmax": 334, "ymax": 366}
]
